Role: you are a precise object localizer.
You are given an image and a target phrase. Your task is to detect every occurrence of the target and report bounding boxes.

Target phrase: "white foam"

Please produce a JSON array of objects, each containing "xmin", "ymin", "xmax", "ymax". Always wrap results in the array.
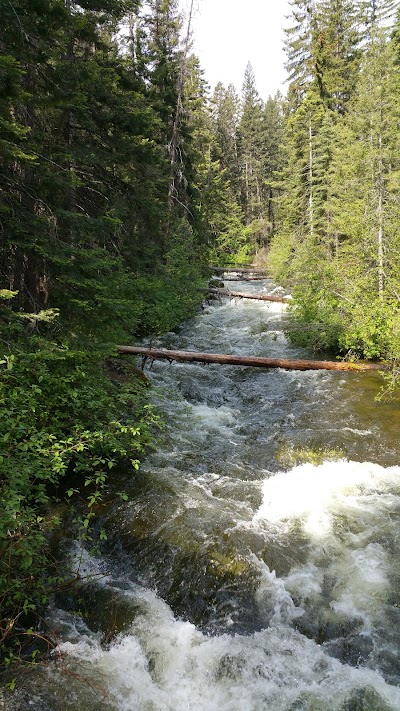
[
  {"xmin": 55, "ymin": 595, "xmax": 400, "ymax": 711},
  {"xmin": 330, "ymin": 543, "xmax": 389, "ymax": 632},
  {"xmin": 253, "ymin": 460, "xmax": 400, "ymax": 633},
  {"xmin": 68, "ymin": 542, "xmax": 111, "ymax": 583},
  {"xmin": 50, "ymin": 458, "xmax": 400, "ymax": 710},
  {"xmin": 252, "ymin": 555, "xmax": 305, "ymax": 625},
  {"xmin": 284, "ymin": 563, "xmax": 324, "ymax": 600},
  {"xmin": 190, "ymin": 403, "xmax": 237, "ymax": 431},
  {"xmin": 253, "ymin": 460, "xmax": 400, "ymax": 538}
]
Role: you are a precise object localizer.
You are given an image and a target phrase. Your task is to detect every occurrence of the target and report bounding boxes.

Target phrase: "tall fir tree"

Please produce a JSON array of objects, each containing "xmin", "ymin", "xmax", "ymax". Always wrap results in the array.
[
  {"xmin": 328, "ymin": 28, "xmax": 400, "ymax": 312},
  {"xmin": 211, "ymin": 82, "xmax": 241, "ymax": 203},
  {"xmin": 237, "ymin": 62, "xmax": 265, "ymax": 225},
  {"xmin": 261, "ymin": 94, "xmax": 285, "ymax": 236},
  {"xmin": 285, "ymin": 0, "xmax": 318, "ymax": 108},
  {"xmin": 316, "ymin": 0, "xmax": 362, "ymax": 113}
]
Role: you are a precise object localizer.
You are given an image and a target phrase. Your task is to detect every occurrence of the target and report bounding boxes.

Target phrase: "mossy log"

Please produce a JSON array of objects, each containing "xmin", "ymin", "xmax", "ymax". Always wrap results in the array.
[
  {"xmin": 203, "ymin": 287, "xmax": 290, "ymax": 303},
  {"xmin": 117, "ymin": 346, "xmax": 387, "ymax": 372}
]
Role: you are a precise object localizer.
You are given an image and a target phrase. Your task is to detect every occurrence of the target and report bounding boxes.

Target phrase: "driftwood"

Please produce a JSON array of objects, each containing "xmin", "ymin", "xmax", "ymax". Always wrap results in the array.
[
  {"xmin": 204, "ymin": 288, "xmax": 290, "ymax": 304},
  {"xmin": 209, "ymin": 266, "xmax": 267, "ymax": 274},
  {"xmin": 117, "ymin": 346, "xmax": 386, "ymax": 372}
]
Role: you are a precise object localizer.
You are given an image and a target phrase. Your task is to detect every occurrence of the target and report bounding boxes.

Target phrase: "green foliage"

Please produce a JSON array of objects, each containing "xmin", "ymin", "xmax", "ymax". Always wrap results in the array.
[
  {"xmin": 209, "ymin": 70, "xmax": 284, "ymax": 261},
  {"xmin": 211, "ymin": 82, "xmax": 241, "ymax": 203},
  {"xmin": 0, "ymin": 301, "xmax": 158, "ymax": 665},
  {"xmin": 267, "ymin": 231, "xmax": 297, "ymax": 285},
  {"xmin": 134, "ymin": 222, "xmax": 207, "ymax": 335},
  {"xmin": 0, "ymin": 0, "xmax": 217, "ymax": 672},
  {"xmin": 270, "ymin": 2, "xmax": 400, "ymax": 366},
  {"xmin": 0, "ymin": 0, "xmax": 208, "ymax": 654},
  {"xmin": 273, "ymin": 237, "xmax": 343, "ymax": 351},
  {"xmin": 336, "ymin": 298, "xmax": 400, "ymax": 360},
  {"xmin": 207, "ymin": 197, "xmax": 250, "ymax": 266}
]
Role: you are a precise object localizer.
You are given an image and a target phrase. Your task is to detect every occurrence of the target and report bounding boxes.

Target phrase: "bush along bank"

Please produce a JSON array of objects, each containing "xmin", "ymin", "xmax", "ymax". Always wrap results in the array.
[{"xmin": 0, "ymin": 271, "xmax": 206, "ymax": 676}]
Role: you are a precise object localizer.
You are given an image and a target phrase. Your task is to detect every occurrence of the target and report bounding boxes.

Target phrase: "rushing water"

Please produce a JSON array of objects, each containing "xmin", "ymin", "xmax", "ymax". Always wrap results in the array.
[{"xmin": 6, "ymin": 278, "xmax": 400, "ymax": 711}]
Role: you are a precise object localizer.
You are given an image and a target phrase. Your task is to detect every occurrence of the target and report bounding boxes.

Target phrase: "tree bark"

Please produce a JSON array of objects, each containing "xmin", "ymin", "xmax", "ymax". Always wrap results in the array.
[
  {"xmin": 203, "ymin": 288, "xmax": 289, "ymax": 303},
  {"xmin": 117, "ymin": 346, "xmax": 387, "ymax": 372}
]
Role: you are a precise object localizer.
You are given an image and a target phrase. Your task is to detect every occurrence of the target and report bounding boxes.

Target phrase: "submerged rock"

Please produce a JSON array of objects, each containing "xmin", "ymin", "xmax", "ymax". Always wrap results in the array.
[
  {"xmin": 342, "ymin": 686, "xmax": 392, "ymax": 711},
  {"xmin": 288, "ymin": 693, "xmax": 326, "ymax": 710}
]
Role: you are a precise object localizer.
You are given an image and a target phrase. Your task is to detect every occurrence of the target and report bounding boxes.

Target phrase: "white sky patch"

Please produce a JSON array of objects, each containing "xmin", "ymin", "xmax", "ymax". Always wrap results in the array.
[{"xmin": 180, "ymin": 0, "xmax": 291, "ymax": 99}]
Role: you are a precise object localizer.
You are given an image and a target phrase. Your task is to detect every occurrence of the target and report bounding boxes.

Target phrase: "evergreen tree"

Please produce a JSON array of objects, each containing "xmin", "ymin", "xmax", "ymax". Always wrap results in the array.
[
  {"xmin": 271, "ymin": 0, "xmax": 364, "ymax": 288},
  {"xmin": 277, "ymin": 89, "xmax": 325, "ymax": 242},
  {"xmin": 237, "ymin": 62, "xmax": 265, "ymax": 224},
  {"xmin": 261, "ymin": 94, "xmax": 285, "ymax": 236},
  {"xmin": 211, "ymin": 82, "xmax": 241, "ymax": 202},
  {"xmin": 0, "ymin": 0, "xmax": 213, "ymax": 334},
  {"xmin": 316, "ymin": 0, "xmax": 362, "ymax": 113},
  {"xmin": 393, "ymin": 3, "xmax": 400, "ymax": 54},
  {"xmin": 328, "ymin": 28, "xmax": 400, "ymax": 318},
  {"xmin": 285, "ymin": 0, "xmax": 318, "ymax": 108},
  {"xmin": 272, "ymin": 11, "xmax": 400, "ymax": 359},
  {"xmin": 141, "ymin": 0, "xmax": 185, "ymax": 208},
  {"xmin": 358, "ymin": 0, "xmax": 398, "ymax": 36}
]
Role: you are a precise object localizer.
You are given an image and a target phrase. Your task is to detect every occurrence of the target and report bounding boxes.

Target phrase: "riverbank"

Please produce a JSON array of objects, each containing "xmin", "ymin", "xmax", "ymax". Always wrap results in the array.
[{"xmin": 0, "ymin": 266, "xmax": 208, "ymax": 677}]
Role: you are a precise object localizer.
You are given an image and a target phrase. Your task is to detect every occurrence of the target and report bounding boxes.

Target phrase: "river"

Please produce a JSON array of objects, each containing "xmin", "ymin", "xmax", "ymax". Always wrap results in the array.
[{"xmin": 6, "ymin": 277, "xmax": 400, "ymax": 711}]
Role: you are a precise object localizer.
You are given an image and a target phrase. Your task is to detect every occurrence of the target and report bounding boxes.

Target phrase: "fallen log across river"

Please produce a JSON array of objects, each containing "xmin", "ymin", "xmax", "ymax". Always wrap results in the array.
[
  {"xmin": 220, "ymin": 276, "xmax": 267, "ymax": 282},
  {"xmin": 117, "ymin": 346, "xmax": 387, "ymax": 372},
  {"xmin": 209, "ymin": 266, "xmax": 267, "ymax": 274},
  {"xmin": 203, "ymin": 287, "xmax": 290, "ymax": 303}
]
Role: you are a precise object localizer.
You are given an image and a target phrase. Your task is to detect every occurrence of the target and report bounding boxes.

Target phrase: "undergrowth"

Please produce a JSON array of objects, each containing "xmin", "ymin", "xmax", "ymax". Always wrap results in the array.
[{"xmin": 0, "ymin": 265, "xmax": 204, "ymax": 676}]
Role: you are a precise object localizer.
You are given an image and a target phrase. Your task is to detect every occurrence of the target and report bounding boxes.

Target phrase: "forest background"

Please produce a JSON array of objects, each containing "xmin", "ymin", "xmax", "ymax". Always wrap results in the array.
[{"xmin": 1, "ymin": 0, "xmax": 400, "ymax": 669}]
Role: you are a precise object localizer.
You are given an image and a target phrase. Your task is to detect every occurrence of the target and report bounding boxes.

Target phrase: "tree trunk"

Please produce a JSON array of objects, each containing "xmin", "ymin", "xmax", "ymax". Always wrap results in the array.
[
  {"xmin": 309, "ymin": 116, "xmax": 314, "ymax": 236},
  {"xmin": 221, "ymin": 276, "xmax": 267, "ymax": 282},
  {"xmin": 203, "ymin": 288, "xmax": 289, "ymax": 303},
  {"xmin": 209, "ymin": 266, "xmax": 267, "ymax": 274},
  {"xmin": 117, "ymin": 346, "xmax": 386, "ymax": 372},
  {"xmin": 268, "ymin": 184, "xmax": 275, "ymax": 234},
  {"xmin": 377, "ymin": 115, "xmax": 384, "ymax": 299}
]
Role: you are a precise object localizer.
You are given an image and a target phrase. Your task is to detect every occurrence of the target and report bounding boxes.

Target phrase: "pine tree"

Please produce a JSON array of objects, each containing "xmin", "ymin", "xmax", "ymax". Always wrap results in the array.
[
  {"xmin": 271, "ymin": 0, "xmax": 363, "ymax": 285},
  {"xmin": 0, "ymin": 0, "xmax": 69, "ymax": 311},
  {"xmin": 211, "ymin": 82, "xmax": 241, "ymax": 202},
  {"xmin": 316, "ymin": 0, "xmax": 362, "ymax": 113},
  {"xmin": 139, "ymin": 0, "xmax": 205, "ymax": 231},
  {"xmin": 237, "ymin": 63, "xmax": 265, "ymax": 224},
  {"xmin": 358, "ymin": 0, "xmax": 398, "ymax": 37},
  {"xmin": 271, "ymin": 0, "xmax": 400, "ymax": 359},
  {"xmin": 280, "ymin": 89, "xmax": 325, "ymax": 239},
  {"xmin": 0, "ymin": 0, "xmax": 197, "ymax": 331},
  {"xmin": 329, "ymin": 28, "xmax": 400, "ymax": 297},
  {"xmin": 306, "ymin": 23, "xmax": 400, "ymax": 358},
  {"xmin": 261, "ymin": 94, "xmax": 285, "ymax": 236},
  {"xmin": 285, "ymin": 0, "xmax": 318, "ymax": 108}
]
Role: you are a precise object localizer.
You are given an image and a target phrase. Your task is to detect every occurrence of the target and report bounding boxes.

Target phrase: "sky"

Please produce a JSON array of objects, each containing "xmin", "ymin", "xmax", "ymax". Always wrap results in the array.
[{"xmin": 180, "ymin": 0, "xmax": 291, "ymax": 99}]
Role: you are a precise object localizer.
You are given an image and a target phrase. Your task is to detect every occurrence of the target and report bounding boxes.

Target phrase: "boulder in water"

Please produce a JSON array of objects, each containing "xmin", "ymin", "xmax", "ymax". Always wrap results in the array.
[{"xmin": 342, "ymin": 686, "xmax": 392, "ymax": 711}]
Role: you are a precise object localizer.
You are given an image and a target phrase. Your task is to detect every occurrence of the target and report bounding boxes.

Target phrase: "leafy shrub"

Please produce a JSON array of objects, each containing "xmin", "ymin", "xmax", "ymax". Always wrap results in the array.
[{"xmin": 0, "ymin": 296, "xmax": 157, "ymax": 667}]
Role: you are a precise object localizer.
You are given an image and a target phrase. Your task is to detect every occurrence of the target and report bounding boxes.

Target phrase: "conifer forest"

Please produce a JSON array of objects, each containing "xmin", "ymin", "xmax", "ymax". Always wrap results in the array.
[{"xmin": 2, "ymin": 0, "xmax": 400, "ymax": 697}]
